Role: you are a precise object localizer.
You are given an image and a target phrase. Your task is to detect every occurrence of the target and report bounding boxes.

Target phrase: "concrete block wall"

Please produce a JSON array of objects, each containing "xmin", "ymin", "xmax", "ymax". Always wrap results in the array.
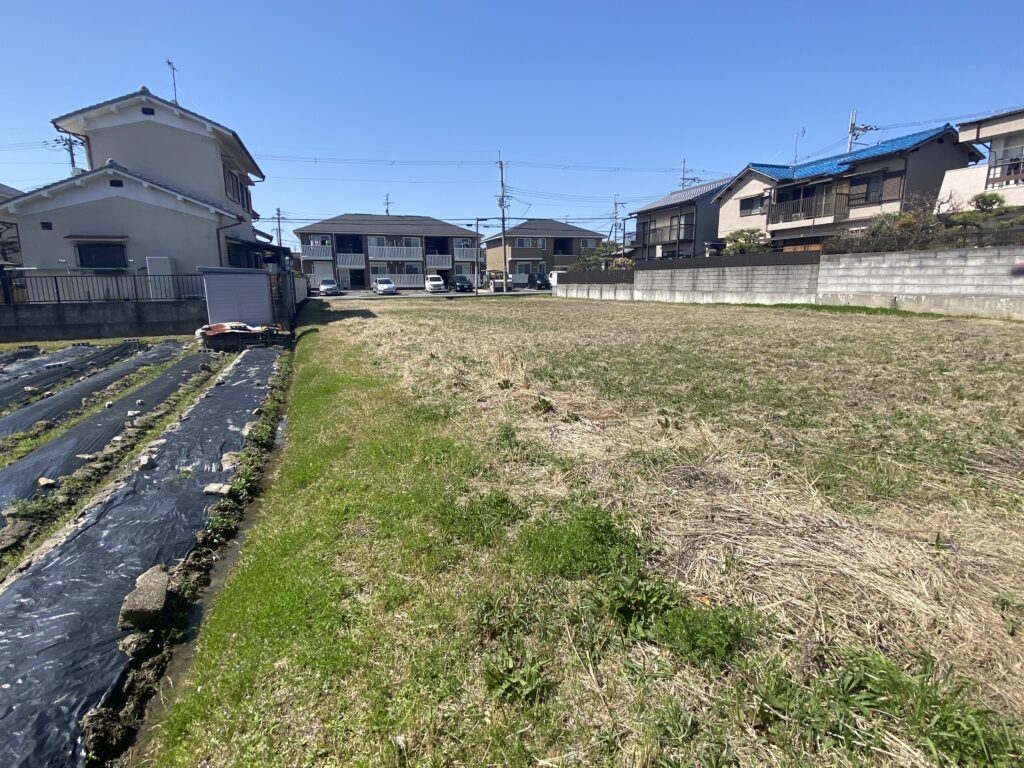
[
  {"xmin": 553, "ymin": 246, "xmax": 1024, "ymax": 320},
  {"xmin": 0, "ymin": 300, "xmax": 208, "ymax": 342},
  {"xmin": 634, "ymin": 264, "xmax": 819, "ymax": 305}
]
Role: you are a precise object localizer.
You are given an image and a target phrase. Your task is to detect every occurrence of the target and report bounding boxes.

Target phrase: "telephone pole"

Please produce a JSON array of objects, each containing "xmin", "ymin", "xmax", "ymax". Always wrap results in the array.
[
  {"xmin": 384, "ymin": 193, "xmax": 391, "ymax": 215},
  {"xmin": 275, "ymin": 207, "xmax": 283, "ymax": 247},
  {"xmin": 847, "ymin": 109, "xmax": 878, "ymax": 151},
  {"xmin": 50, "ymin": 133, "xmax": 84, "ymax": 174},
  {"xmin": 497, "ymin": 151, "xmax": 509, "ymax": 289}
]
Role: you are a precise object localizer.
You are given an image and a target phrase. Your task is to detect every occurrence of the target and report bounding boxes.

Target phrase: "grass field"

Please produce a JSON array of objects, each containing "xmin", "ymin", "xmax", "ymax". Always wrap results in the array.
[{"xmin": 139, "ymin": 298, "xmax": 1024, "ymax": 767}]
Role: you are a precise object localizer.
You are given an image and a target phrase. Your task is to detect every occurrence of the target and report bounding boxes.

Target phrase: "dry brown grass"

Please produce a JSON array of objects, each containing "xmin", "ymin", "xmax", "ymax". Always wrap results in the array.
[{"xmin": 334, "ymin": 297, "xmax": 1024, "ymax": 714}]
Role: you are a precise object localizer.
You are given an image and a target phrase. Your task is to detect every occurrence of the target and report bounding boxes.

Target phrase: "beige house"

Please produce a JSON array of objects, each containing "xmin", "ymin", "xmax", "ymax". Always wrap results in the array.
[
  {"xmin": 295, "ymin": 214, "xmax": 480, "ymax": 290},
  {"xmin": 714, "ymin": 125, "xmax": 981, "ymax": 251},
  {"xmin": 0, "ymin": 184, "xmax": 21, "ymax": 264},
  {"xmin": 632, "ymin": 178, "xmax": 730, "ymax": 260},
  {"xmin": 483, "ymin": 219, "xmax": 604, "ymax": 275},
  {"xmin": 938, "ymin": 107, "xmax": 1024, "ymax": 210},
  {"xmin": 0, "ymin": 87, "xmax": 284, "ymax": 295}
]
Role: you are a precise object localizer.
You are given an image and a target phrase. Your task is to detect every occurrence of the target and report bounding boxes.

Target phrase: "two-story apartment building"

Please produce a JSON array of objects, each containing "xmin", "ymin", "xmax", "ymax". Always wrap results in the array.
[
  {"xmin": 482, "ymin": 219, "xmax": 604, "ymax": 276},
  {"xmin": 0, "ymin": 87, "xmax": 284, "ymax": 287},
  {"xmin": 631, "ymin": 178, "xmax": 730, "ymax": 260},
  {"xmin": 294, "ymin": 214, "xmax": 480, "ymax": 289},
  {"xmin": 714, "ymin": 126, "xmax": 981, "ymax": 251},
  {"xmin": 938, "ymin": 107, "xmax": 1024, "ymax": 210}
]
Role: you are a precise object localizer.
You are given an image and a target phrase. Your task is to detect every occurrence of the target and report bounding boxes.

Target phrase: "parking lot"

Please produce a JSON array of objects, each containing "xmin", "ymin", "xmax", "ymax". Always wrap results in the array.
[{"xmin": 317, "ymin": 287, "xmax": 552, "ymax": 301}]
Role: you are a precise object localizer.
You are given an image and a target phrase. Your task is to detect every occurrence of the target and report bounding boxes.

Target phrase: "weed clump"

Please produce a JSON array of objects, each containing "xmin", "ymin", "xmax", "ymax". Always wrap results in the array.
[
  {"xmin": 516, "ymin": 506, "xmax": 640, "ymax": 579},
  {"xmin": 746, "ymin": 649, "xmax": 1024, "ymax": 765},
  {"xmin": 436, "ymin": 490, "xmax": 524, "ymax": 547},
  {"xmin": 482, "ymin": 644, "xmax": 553, "ymax": 705}
]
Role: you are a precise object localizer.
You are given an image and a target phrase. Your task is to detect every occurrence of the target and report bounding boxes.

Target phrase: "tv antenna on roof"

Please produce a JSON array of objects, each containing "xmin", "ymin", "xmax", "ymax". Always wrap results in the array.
[{"xmin": 166, "ymin": 58, "xmax": 178, "ymax": 105}]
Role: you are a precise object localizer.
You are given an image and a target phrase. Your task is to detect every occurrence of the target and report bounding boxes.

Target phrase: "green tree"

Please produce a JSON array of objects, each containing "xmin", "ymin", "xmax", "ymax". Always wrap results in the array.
[
  {"xmin": 970, "ymin": 192, "xmax": 1006, "ymax": 212},
  {"xmin": 722, "ymin": 228, "xmax": 768, "ymax": 256}
]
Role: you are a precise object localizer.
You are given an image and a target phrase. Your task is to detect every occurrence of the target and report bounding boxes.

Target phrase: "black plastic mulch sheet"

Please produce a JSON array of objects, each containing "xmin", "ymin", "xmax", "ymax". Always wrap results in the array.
[
  {"xmin": 0, "ymin": 342, "xmax": 184, "ymax": 439},
  {"xmin": 0, "ymin": 348, "xmax": 38, "ymax": 369},
  {"xmin": 0, "ymin": 346, "xmax": 95, "ymax": 384},
  {"xmin": 0, "ymin": 351, "xmax": 209, "ymax": 524},
  {"xmin": 0, "ymin": 343, "xmax": 139, "ymax": 410},
  {"xmin": 0, "ymin": 347, "xmax": 278, "ymax": 768}
]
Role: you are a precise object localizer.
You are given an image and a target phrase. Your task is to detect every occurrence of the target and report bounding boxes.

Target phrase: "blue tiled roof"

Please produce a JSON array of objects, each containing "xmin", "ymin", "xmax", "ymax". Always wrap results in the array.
[{"xmin": 748, "ymin": 126, "xmax": 953, "ymax": 182}]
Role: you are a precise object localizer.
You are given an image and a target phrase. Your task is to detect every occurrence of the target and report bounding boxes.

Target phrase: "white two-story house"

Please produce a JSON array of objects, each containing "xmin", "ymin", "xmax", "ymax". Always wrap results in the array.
[
  {"xmin": 938, "ymin": 107, "xmax": 1024, "ymax": 210},
  {"xmin": 0, "ymin": 87, "xmax": 284, "ymax": 296}
]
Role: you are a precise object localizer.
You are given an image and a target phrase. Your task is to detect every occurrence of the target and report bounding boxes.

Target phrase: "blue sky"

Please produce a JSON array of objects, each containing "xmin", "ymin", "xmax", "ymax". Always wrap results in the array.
[{"xmin": 2, "ymin": 0, "xmax": 1020, "ymax": 248}]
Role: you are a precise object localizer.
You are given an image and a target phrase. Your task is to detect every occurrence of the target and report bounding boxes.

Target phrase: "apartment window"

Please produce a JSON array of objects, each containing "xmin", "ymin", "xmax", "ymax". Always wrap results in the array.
[
  {"xmin": 516, "ymin": 262, "xmax": 533, "ymax": 274},
  {"xmin": 515, "ymin": 237, "xmax": 532, "ymax": 248},
  {"xmin": 76, "ymin": 242, "xmax": 127, "ymax": 270},
  {"xmin": 739, "ymin": 195, "xmax": 765, "ymax": 216},
  {"xmin": 669, "ymin": 216, "xmax": 679, "ymax": 240},
  {"xmin": 368, "ymin": 236, "xmax": 385, "ymax": 248},
  {"xmin": 370, "ymin": 262, "xmax": 387, "ymax": 275},
  {"xmin": 307, "ymin": 235, "xmax": 331, "ymax": 246},
  {"xmin": 580, "ymin": 238, "xmax": 596, "ymax": 249},
  {"xmin": 454, "ymin": 237, "xmax": 473, "ymax": 249},
  {"xmin": 404, "ymin": 262, "xmax": 422, "ymax": 274}
]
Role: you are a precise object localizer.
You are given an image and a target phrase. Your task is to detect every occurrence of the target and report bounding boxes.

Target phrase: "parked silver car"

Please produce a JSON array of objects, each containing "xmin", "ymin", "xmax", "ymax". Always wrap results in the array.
[
  {"xmin": 372, "ymin": 277, "xmax": 397, "ymax": 295},
  {"xmin": 317, "ymin": 278, "xmax": 341, "ymax": 296}
]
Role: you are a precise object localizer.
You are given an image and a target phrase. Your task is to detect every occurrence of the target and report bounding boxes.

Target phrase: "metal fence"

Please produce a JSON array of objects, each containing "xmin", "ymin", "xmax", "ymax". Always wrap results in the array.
[
  {"xmin": 1, "ymin": 273, "xmax": 205, "ymax": 304},
  {"xmin": 557, "ymin": 270, "xmax": 635, "ymax": 285}
]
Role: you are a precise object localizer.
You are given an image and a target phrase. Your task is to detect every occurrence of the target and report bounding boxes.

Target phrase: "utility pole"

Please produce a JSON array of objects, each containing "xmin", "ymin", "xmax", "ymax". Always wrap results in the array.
[
  {"xmin": 50, "ymin": 133, "xmax": 83, "ymax": 174},
  {"xmin": 275, "ymin": 207, "xmax": 283, "ymax": 247},
  {"xmin": 384, "ymin": 193, "xmax": 391, "ymax": 215},
  {"xmin": 497, "ymin": 151, "xmax": 509, "ymax": 290},
  {"xmin": 474, "ymin": 218, "xmax": 481, "ymax": 297},
  {"xmin": 847, "ymin": 109, "xmax": 878, "ymax": 151},
  {"xmin": 793, "ymin": 127, "xmax": 806, "ymax": 169},
  {"xmin": 166, "ymin": 58, "xmax": 178, "ymax": 105}
]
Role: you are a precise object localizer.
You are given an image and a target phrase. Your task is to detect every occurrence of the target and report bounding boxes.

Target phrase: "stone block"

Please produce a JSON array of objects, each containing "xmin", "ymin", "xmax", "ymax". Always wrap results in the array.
[{"xmin": 118, "ymin": 565, "xmax": 170, "ymax": 630}]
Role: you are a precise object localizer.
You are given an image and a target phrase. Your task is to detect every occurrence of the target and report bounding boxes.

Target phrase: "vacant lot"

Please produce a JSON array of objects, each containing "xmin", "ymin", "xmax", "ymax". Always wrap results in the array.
[{"xmin": 143, "ymin": 298, "xmax": 1024, "ymax": 767}]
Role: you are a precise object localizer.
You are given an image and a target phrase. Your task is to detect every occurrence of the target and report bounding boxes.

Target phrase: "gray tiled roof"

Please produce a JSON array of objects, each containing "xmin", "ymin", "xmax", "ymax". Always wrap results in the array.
[
  {"xmin": 294, "ymin": 214, "xmax": 477, "ymax": 237},
  {"xmin": 482, "ymin": 218, "xmax": 605, "ymax": 244},
  {"xmin": 0, "ymin": 183, "xmax": 22, "ymax": 201},
  {"xmin": 632, "ymin": 178, "xmax": 732, "ymax": 214},
  {"xmin": 0, "ymin": 162, "xmax": 236, "ymax": 217}
]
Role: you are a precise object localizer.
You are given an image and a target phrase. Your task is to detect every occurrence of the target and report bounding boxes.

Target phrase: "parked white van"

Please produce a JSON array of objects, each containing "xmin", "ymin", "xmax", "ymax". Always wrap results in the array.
[{"xmin": 549, "ymin": 270, "xmax": 567, "ymax": 286}]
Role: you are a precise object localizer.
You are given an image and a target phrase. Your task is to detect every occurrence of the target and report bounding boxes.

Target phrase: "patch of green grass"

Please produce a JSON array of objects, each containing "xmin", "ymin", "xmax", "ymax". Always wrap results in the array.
[
  {"xmin": 481, "ymin": 644, "xmax": 553, "ymax": 705},
  {"xmin": 744, "ymin": 650, "xmax": 1024, "ymax": 765},
  {"xmin": 435, "ymin": 490, "xmax": 524, "ymax": 547},
  {"xmin": 516, "ymin": 506, "xmax": 640, "ymax": 579}
]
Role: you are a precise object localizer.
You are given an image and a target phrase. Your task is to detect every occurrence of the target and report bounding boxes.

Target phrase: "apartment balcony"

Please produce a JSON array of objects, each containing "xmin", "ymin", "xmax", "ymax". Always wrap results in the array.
[
  {"xmin": 768, "ymin": 193, "xmax": 849, "ymax": 227},
  {"xmin": 986, "ymin": 144, "xmax": 1024, "ymax": 189},
  {"xmin": 634, "ymin": 225, "xmax": 693, "ymax": 246},
  {"xmin": 367, "ymin": 245, "xmax": 424, "ymax": 261},
  {"xmin": 426, "ymin": 253, "xmax": 452, "ymax": 269},
  {"xmin": 301, "ymin": 244, "xmax": 333, "ymax": 260},
  {"xmin": 335, "ymin": 253, "xmax": 365, "ymax": 269},
  {"xmin": 454, "ymin": 247, "xmax": 479, "ymax": 261}
]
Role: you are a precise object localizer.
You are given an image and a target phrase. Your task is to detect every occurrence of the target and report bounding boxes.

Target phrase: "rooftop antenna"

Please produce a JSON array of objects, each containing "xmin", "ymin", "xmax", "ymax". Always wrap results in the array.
[
  {"xmin": 793, "ymin": 127, "xmax": 806, "ymax": 170},
  {"xmin": 384, "ymin": 193, "xmax": 391, "ymax": 215},
  {"xmin": 166, "ymin": 58, "xmax": 178, "ymax": 105}
]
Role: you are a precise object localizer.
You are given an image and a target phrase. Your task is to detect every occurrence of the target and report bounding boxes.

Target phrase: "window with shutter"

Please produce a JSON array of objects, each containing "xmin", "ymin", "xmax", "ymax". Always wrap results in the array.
[
  {"xmin": 848, "ymin": 175, "xmax": 870, "ymax": 206},
  {"xmin": 881, "ymin": 171, "xmax": 904, "ymax": 201}
]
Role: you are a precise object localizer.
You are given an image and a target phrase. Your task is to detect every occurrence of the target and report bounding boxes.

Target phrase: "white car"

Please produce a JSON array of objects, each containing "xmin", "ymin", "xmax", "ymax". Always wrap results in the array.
[
  {"xmin": 372, "ymin": 277, "xmax": 397, "ymax": 295},
  {"xmin": 424, "ymin": 275, "xmax": 447, "ymax": 293}
]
